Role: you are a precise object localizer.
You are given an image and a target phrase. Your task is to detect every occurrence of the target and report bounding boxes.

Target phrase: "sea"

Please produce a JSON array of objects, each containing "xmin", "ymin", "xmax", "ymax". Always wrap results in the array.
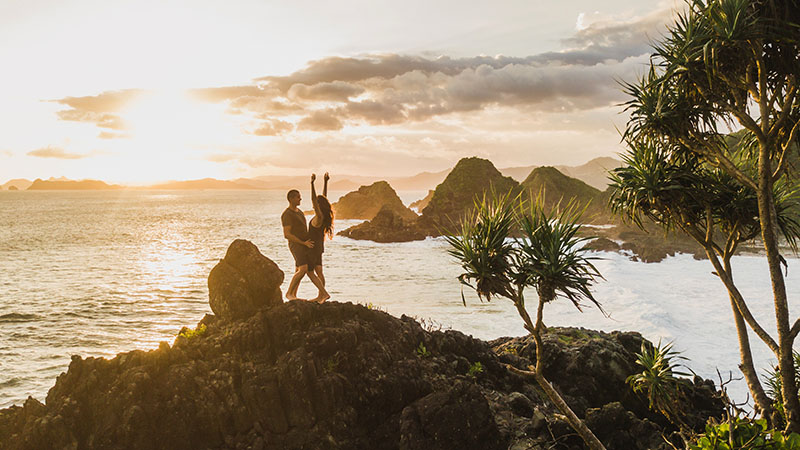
[{"xmin": 1, "ymin": 189, "xmax": 798, "ymax": 410}]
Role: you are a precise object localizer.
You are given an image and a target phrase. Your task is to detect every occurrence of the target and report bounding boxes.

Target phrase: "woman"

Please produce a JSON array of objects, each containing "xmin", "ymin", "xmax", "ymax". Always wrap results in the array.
[{"xmin": 308, "ymin": 172, "xmax": 333, "ymax": 303}]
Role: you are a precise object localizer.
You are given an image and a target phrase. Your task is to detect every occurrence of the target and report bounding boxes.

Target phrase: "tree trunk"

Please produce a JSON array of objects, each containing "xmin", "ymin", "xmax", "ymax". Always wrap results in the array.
[
  {"xmin": 530, "ymin": 295, "xmax": 607, "ymax": 450},
  {"xmin": 723, "ymin": 255, "xmax": 778, "ymax": 426},
  {"xmin": 757, "ymin": 143, "xmax": 799, "ymax": 432}
]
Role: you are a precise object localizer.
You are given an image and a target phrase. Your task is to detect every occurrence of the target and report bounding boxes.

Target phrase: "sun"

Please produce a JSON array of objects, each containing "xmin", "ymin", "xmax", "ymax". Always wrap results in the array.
[{"xmin": 109, "ymin": 90, "xmax": 241, "ymax": 183}]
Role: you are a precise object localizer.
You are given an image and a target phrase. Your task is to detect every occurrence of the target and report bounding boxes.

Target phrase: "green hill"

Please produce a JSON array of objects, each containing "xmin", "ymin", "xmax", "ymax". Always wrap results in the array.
[
  {"xmin": 421, "ymin": 157, "xmax": 518, "ymax": 228},
  {"xmin": 519, "ymin": 166, "xmax": 612, "ymax": 223}
]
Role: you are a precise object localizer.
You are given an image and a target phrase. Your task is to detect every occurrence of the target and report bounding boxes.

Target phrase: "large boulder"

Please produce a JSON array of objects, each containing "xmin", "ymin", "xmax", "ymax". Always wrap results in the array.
[
  {"xmin": 208, "ymin": 239, "xmax": 284, "ymax": 320},
  {"xmin": 332, "ymin": 181, "xmax": 418, "ymax": 221}
]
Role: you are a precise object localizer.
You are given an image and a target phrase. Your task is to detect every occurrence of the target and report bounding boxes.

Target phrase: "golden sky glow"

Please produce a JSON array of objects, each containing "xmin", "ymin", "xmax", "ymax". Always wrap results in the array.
[{"xmin": 0, "ymin": 0, "xmax": 681, "ymax": 184}]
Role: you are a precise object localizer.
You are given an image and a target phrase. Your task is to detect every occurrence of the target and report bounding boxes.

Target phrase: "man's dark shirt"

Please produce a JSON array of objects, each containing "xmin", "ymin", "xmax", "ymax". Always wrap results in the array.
[{"xmin": 281, "ymin": 207, "xmax": 308, "ymax": 248}]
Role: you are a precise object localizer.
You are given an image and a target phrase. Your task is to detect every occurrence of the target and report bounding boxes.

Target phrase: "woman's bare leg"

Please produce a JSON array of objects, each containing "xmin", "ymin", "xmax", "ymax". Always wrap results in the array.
[
  {"xmin": 315, "ymin": 265, "xmax": 325, "ymax": 287},
  {"xmin": 306, "ymin": 269, "xmax": 330, "ymax": 303}
]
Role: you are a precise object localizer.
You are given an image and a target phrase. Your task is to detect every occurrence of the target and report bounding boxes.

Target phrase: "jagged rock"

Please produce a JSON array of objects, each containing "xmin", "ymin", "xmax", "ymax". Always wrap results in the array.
[
  {"xmin": 0, "ymin": 298, "xmax": 724, "ymax": 450},
  {"xmin": 207, "ymin": 239, "xmax": 284, "ymax": 320},
  {"xmin": 339, "ymin": 206, "xmax": 427, "ymax": 243},
  {"xmin": 332, "ymin": 181, "xmax": 417, "ymax": 221}
]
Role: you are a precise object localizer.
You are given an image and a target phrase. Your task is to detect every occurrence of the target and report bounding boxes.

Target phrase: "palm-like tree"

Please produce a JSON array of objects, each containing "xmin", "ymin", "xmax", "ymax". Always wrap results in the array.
[
  {"xmin": 446, "ymin": 193, "xmax": 607, "ymax": 450},
  {"xmin": 610, "ymin": 137, "xmax": 800, "ymax": 426},
  {"xmin": 619, "ymin": 0, "xmax": 800, "ymax": 431}
]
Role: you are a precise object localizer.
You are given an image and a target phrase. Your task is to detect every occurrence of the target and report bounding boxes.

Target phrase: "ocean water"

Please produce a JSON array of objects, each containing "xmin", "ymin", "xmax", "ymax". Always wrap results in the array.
[{"xmin": 1, "ymin": 190, "xmax": 798, "ymax": 410}]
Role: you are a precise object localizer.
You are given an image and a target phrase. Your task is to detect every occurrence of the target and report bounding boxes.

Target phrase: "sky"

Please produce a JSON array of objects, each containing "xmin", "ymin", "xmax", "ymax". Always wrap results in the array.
[{"xmin": 0, "ymin": 0, "xmax": 682, "ymax": 185}]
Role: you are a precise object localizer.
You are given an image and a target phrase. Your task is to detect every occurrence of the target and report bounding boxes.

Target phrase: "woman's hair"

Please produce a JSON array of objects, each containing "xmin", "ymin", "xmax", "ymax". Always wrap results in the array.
[{"xmin": 317, "ymin": 195, "xmax": 334, "ymax": 239}]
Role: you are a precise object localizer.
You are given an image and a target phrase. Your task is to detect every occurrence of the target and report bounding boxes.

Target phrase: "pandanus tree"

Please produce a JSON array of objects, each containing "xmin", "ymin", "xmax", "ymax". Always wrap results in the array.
[
  {"xmin": 445, "ymin": 194, "xmax": 607, "ymax": 450},
  {"xmin": 610, "ymin": 138, "xmax": 800, "ymax": 426},
  {"xmin": 619, "ymin": 0, "xmax": 800, "ymax": 431}
]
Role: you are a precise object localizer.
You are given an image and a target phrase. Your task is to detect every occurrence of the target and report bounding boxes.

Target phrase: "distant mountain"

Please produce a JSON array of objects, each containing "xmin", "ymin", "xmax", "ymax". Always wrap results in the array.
[
  {"xmin": 499, "ymin": 157, "xmax": 623, "ymax": 190},
  {"xmin": 2, "ymin": 178, "xmax": 32, "ymax": 190},
  {"xmin": 421, "ymin": 157, "xmax": 518, "ymax": 228},
  {"xmin": 148, "ymin": 178, "xmax": 259, "ymax": 190},
  {"xmin": 27, "ymin": 179, "xmax": 121, "ymax": 190},
  {"xmin": 387, "ymin": 169, "xmax": 450, "ymax": 191},
  {"xmin": 556, "ymin": 157, "xmax": 623, "ymax": 190}
]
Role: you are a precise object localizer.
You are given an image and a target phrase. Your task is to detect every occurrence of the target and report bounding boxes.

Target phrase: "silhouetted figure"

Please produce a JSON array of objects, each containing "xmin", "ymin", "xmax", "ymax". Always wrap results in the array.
[{"xmin": 308, "ymin": 172, "xmax": 333, "ymax": 302}]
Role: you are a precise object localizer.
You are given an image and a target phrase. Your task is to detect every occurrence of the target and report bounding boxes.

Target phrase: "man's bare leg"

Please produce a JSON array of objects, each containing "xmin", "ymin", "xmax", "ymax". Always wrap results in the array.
[
  {"xmin": 286, "ymin": 265, "xmax": 308, "ymax": 300},
  {"xmin": 306, "ymin": 270, "xmax": 330, "ymax": 303}
]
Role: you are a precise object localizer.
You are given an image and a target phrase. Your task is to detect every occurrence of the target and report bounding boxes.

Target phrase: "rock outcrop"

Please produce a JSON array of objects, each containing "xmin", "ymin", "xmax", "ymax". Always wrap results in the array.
[
  {"xmin": 338, "ymin": 206, "xmax": 428, "ymax": 243},
  {"xmin": 0, "ymin": 241, "xmax": 724, "ymax": 449},
  {"xmin": 208, "ymin": 239, "xmax": 284, "ymax": 320},
  {"xmin": 0, "ymin": 301, "xmax": 724, "ymax": 450},
  {"xmin": 331, "ymin": 181, "xmax": 417, "ymax": 221}
]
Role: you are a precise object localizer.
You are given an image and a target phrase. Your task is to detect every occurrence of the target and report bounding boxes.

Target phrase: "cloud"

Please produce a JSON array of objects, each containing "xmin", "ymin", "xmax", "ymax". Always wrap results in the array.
[
  {"xmin": 98, "ymin": 131, "xmax": 128, "ymax": 139},
  {"xmin": 52, "ymin": 89, "xmax": 141, "ymax": 130},
  {"xmin": 297, "ymin": 110, "xmax": 343, "ymax": 131},
  {"xmin": 28, "ymin": 146, "xmax": 89, "ymax": 159},
  {"xmin": 57, "ymin": 3, "xmax": 669, "ymax": 136},
  {"xmin": 252, "ymin": 120, "xmax": 293, "ymax": 136},
  {"xmin": 288, "ymin": 81, "xmax": 365, "ymax": 102}
]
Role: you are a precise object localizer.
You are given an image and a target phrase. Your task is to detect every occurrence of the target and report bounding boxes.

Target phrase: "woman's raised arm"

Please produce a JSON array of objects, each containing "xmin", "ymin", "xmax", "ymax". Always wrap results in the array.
[
  {"xmin": 323, "ymin": 172, "xmax": 329, "ymax": 198},
  {"xmin": 311, "ymin": 174, "xmax": 321, "ymax": 215}
]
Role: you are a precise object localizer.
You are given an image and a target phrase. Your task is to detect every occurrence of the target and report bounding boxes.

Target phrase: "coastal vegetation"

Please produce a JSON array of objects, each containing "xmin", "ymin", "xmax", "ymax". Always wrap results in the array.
[
  {"xmin": 615, "ymin": 0, "xmax": 800, "ymax": 433},
  {"xmin": 445, "ymin": 193, "xmax": 607, "ymax": 449}
]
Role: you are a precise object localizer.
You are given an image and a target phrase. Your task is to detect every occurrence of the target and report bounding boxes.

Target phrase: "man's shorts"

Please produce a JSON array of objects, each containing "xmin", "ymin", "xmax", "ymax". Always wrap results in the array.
[{"xmin": 289, "ymin": 244, "xmax": 310, "ymax": 268}]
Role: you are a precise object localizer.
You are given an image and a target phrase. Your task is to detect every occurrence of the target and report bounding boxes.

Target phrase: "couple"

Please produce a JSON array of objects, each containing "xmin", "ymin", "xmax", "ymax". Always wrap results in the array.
[{"xmin": 281, "ymin": 172, "xmax": 333, "ymax": 303}]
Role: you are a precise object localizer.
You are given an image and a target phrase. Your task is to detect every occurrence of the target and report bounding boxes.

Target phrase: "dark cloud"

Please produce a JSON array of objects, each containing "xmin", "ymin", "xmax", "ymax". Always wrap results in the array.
[
  {"xmin": 252, "ymin": 120, "xmax": 293, "ymax": 136},
  {"xmin": 288, "ymin": 81, "xmax": 365, "ymax": 102},
  {"xmin": 28, "ymin": 146, "xmax": 88, "ymax": 159},
  {"xmin": 345, "ymin": 100, "xmax": 405, "ymax": 125},
  {"xmin": 297, "ymin": 110, "xmax": 343, "ymax": 131}
]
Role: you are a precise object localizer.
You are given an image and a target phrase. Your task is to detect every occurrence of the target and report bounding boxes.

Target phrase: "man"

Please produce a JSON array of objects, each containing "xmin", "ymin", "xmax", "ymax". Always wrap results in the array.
[{"xmin": 281, "ymin": 189, "xmax": 325, "ymax": 300}]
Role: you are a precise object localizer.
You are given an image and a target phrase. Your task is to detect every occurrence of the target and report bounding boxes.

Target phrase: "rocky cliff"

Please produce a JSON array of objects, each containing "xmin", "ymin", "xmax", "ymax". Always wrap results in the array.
[
  {"xmin": 331, "ymin": 181, "xmax": 418, "ymax": 221},
  {"xmin": 0, "ymin": 241, "xmax": 723, "ymax": 449}
]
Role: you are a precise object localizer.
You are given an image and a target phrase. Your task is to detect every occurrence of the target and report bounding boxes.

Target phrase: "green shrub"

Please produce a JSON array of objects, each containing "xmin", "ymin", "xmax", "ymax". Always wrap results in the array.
[
  {"xmin": 689, "ymin": 418, "xmax": 800, "ymax": 450},
  {"xmin": 627, "ymin": 340, "xmax": 689, "ymax": 426},
  {"xmin": 468, "ymin": 361, "xmax": 484, "ymax": 378},
  {"xmin": 178, "ymin": 323, "xmax": 207, "ymax": 340},
  {"xmin": 764, "ymin": 352, "xmax": 800, "ymax": 426},
  {"xmin": 416, "ymin": 342, "xmax": 431, "ymax": 358}
]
